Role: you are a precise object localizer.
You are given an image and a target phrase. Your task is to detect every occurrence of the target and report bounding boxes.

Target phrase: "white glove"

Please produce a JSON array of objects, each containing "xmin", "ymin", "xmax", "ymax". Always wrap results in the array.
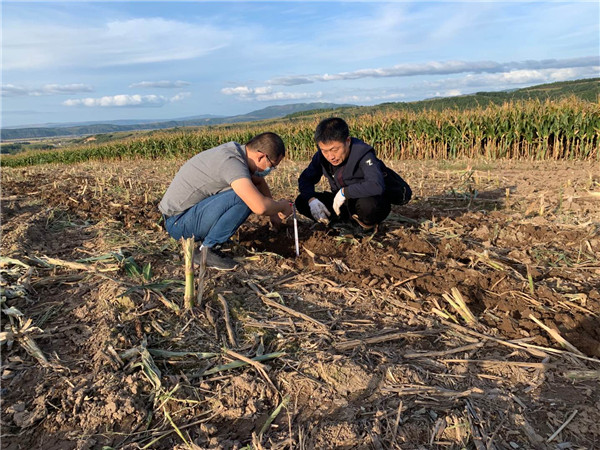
[
  {"xmin": 333, "ymin": 189, "xmax": 346, "ymax": 215},
  {"xmin": 309, "ymin": 198, "xmax": 331, "ymax": 224}
]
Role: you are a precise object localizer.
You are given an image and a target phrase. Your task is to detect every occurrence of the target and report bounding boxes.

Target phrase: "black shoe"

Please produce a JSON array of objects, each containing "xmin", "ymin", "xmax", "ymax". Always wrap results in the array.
[{"xmin": 195, "ymin": 247, "xmax": 238, "ymax": 271}]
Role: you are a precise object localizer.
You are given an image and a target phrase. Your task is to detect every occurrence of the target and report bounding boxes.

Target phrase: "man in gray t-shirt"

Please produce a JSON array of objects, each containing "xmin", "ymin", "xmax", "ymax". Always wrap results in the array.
[{"xmin": 159, "ymin": 132, "xmax": 293, "ymax": 270}]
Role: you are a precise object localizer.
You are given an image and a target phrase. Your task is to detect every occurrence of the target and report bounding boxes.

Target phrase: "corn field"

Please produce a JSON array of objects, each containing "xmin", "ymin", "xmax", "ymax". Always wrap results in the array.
[{"xmin": 2, "ymin": 97, "xmax": 598, "ymax": 167}]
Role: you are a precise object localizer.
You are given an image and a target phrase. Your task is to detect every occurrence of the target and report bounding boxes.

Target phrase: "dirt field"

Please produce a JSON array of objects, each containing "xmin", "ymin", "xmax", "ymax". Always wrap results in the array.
[{"xmin": 1, "ymin": 158, "xmax": 599, "ymax": 450}]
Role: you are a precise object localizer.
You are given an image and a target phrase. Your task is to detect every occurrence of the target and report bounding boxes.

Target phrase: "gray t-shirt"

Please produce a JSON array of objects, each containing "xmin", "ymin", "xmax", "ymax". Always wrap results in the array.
[{"xmin": 159, "ymin": 141, "xmax": 250, "ymax": 216}]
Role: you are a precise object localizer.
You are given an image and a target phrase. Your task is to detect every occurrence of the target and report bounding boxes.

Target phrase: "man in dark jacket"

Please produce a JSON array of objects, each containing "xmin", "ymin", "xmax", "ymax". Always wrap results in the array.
[{"xmin": 295, "ymin": 117, "xmax": 411, "ymax": 230}]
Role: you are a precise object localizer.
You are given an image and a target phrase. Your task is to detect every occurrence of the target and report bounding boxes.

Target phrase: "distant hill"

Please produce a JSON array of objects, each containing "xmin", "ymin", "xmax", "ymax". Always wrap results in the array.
[{"xmin": 1, "ymin": 102, "xmax": 353, "ymax": 140}]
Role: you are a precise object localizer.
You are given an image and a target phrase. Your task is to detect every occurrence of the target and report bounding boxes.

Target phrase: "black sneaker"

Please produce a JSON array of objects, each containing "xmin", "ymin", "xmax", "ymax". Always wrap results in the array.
[{"xmin": 195, "ymin": 247, "xmax": 238, "ymax": 271}]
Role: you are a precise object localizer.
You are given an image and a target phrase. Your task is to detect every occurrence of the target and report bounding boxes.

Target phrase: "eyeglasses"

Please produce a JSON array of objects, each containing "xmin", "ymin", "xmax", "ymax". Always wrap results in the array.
[{"xmin": 262, "ymin": 152, "xmax": 278, "ymax": 169}]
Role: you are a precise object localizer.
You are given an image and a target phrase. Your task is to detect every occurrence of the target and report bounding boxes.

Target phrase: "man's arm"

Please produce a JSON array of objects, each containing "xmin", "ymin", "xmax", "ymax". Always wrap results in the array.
[
  {"xmin": 231, "ymin": 177, "xmax": 291, "ymax": 217},
  {"xmin": 298, "ymin": 153, "xmax": 324, "ymax": 201},
  {"xmin": 251, "ymin": 175, "xmax": 284, "ymax": 227},
  {"xmin": 251, "ymin": 175, "xmax": 272, "ymax": 198}
]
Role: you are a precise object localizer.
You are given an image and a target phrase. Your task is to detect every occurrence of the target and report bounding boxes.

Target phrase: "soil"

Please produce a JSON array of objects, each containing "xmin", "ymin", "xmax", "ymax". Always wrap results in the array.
[{"xmin": 1, "ymin": 158, "xmax": 599, "ymax": 449}]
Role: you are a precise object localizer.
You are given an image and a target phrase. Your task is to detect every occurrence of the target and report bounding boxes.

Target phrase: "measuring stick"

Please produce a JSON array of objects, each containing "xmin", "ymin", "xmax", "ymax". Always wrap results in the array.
[{"xmin": 292, "ymin": 204, "xmax": 300, "ymax": 257}]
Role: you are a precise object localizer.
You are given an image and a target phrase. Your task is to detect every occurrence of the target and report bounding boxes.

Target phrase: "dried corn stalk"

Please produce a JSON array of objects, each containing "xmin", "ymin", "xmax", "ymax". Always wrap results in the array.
[
  {"xmin": 1, "ymin": 307, "xmax": 48, "ymax": 366},
  {"xmin": 182, "ymin": 237, "xmax": 195, "ymax": 309},
  {"xmin": 442, "ymin": 287, "xmax": 477, "ymax": 324}
]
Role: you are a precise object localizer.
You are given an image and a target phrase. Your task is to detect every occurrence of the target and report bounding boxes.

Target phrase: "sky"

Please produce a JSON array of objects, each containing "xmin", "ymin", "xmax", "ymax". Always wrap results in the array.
[{"xmin": 1, "ymin": 1, "xmax": 599, "ymax": 128}]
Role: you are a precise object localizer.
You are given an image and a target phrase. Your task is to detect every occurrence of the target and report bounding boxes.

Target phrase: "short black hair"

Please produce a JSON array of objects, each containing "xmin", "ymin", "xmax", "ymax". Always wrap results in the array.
[
  {"xmin": 246, "ymin": 132, "xmax": 286, "ymax": 160},
  {"xmin": 314, "ymin": 117, "xmax": 349, "ymax": 144}
]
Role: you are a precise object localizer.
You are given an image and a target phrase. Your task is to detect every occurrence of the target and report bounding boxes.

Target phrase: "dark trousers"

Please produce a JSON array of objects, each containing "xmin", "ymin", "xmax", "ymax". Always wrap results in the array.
[{"xmin": 295, "ymin": 191, "xmax": 391, "ymax": 227}]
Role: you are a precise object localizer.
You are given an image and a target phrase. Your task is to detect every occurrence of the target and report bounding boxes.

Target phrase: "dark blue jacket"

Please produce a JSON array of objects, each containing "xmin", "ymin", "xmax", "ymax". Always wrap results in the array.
[{"xmin": 298, "ymin": 138, "xmax": 386, "ymax": 201}]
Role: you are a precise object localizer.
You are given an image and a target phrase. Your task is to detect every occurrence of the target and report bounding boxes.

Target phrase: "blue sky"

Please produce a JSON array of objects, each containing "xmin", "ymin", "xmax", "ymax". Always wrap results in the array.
[{"xmin": 2, "ymin": 1, "xmax": 598, "ymax": 128}]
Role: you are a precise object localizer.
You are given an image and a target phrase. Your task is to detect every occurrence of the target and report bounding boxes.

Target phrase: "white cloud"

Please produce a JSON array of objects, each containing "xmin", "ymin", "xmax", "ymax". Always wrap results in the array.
[
  {"xmin": 63, "ymin": 92, "xmax": 188, "ymax": 107},
  {"xmin": 2, "ymin": 83, "xmax": 94, "ymax": 97},
  {"xmin": 221, "ymin": 85, "xmax": 322, "ymax": 101},
  {"xmin": 254, "ymin": 86, "xmax": 273, "ymax": 95},
  {"xmin": 255, "ymin": 91, "xmax": 323, "ymax": 102},
  {"xmin": 422, "ymin": 66, "xmax": 600, "ymax": 91},
  {"xmin": 129, "ymin": 80, "xmax": 191, "ymax": 89},
  {"xmin": 221, "ymin": 56, "xmax": 598, "ymax": 106},
  {"xmin": 338, "ymin": 92, "xmax": 407, "ymax": 103},
  {"xmin": 170, "ymin": 92, "xmax": 192, "ymax": 102},
  {"xmin": 268, "ymin": 56, "xmax": 599, "ymax": 86},
  {"xmin": 3, "ymin": 18, "xmax": 233, "ymax": 70},
  {"xmin": 433, "ymin": 90, "xmax": 463, "ymax": 98},
  {"xmin": 221, "ymin": 86, "xmax": 254, "ymax": 96}
]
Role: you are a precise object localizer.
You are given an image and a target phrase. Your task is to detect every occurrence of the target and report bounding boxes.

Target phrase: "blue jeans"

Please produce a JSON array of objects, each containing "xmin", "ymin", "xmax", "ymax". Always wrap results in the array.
[{"xmin": 164, "ymin": 189, "xmax": 251, "ymax": 248}]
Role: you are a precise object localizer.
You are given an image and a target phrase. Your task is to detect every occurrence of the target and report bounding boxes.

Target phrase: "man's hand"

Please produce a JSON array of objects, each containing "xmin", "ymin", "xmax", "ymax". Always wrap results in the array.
[
  {"xmin": 277, "ymin": 200, "xmax": 293, "ymax": 218},
  {"xmin": 333, "ymin": 189, "xmax": 346, "ymax": 215},
  {"xmin": 309, "ymin": 198, "xmax": 331, "ymax": 224},
  {"xmin": 270, "ymin": 213, "xmax": 283, "ymax": 230}
]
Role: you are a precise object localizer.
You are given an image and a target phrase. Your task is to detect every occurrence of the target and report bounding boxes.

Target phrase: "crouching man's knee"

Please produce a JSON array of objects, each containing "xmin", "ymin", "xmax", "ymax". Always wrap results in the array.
[{"xmin": 353, "ymin": 195, "xmax": 391, "ymax": 226}]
